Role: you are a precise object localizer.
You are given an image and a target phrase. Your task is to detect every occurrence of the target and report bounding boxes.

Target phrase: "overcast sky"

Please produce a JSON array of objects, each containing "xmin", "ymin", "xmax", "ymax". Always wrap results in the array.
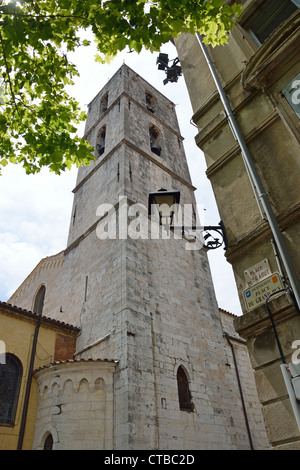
[{"xmin": 0, "ymin": 38, "xmax": 243, "ymax": 316}]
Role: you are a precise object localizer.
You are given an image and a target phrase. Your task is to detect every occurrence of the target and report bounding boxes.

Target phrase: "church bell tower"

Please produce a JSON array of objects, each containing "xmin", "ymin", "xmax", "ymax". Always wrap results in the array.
[
  {"xmin": 8, "ymin": 64, "xmax": 269, "ymax": 450},
  {"xmin": 58, "ymin": 64, "xmax": 254, "ymax": 449}
]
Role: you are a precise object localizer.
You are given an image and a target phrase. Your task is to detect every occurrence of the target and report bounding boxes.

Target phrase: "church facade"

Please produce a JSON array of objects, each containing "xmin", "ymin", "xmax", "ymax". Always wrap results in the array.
[{"xmin": 2, "ymin": 65, "xmax": 269, "ymax": 450}]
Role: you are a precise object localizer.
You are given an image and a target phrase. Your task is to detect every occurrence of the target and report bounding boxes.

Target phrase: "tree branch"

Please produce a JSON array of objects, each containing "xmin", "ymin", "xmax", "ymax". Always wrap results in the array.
[
  {"xmin": 0, "ymin": 29, "xmax": 18, "ymax": 111},
  {"xmin": 0, "ymin": 11, "xmax": 87, "ymax": 21}
]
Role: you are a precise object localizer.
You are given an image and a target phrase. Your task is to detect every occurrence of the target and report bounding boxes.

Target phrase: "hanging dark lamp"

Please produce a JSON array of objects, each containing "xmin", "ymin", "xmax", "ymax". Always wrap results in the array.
[
  {"xmin": 148, "ymin": 189, "xmax": 227, "ymax": 250},
  {"xmin": 156, "ymin": 53, "xmax": 182, "ymax": 85}
]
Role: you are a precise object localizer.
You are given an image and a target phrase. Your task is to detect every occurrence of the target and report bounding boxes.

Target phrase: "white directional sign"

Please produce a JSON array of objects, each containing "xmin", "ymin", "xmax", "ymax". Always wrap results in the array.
[
  {"xmin": 244, "ymin": 258, "xmax": 271, "ymax": 286},
  {"xmin": 243, "ymin": 272, "xmax": 284, "ymax": 311}
]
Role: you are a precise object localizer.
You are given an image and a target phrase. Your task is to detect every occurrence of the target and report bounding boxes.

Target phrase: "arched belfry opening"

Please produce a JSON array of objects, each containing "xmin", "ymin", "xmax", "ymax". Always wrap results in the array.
[
  {"xmin": 145, "ymin": 91, "xmax": 156, "ymax": 113},
  {"xmin": 100, "ymin": 92, "xmax": 108, "ymax": 113},
  {"xmin": 149, "ymin": 124, "xmax": 162, "ymax": 156},
  {"xmin": 96, "ymin": 125, "xmax": 106, "ymax": 157}
]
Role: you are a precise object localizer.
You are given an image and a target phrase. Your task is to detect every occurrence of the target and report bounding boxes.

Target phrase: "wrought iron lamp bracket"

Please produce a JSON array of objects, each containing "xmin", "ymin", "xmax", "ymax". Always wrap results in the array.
[{"xmin": 202, "ymin": 221, "xmax": 228, "ymax": 250}]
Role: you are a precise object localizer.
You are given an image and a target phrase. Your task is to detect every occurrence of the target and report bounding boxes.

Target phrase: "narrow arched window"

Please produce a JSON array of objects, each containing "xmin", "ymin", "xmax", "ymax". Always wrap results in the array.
[
  {"xmin": 0, "ymin": 354, "xmax": 23, "ymax": 425},
  {"xmin": 177, "ymin": 366, "xmax": 194, "ymax": 412},
  {"xmin": 145, "ymin": 91, "xmax": 156, "ymax": 113},
  {"xmin": 96, "ymin": 125, "xmax": 106, "ymax": 157},
  {"xmin": 44, "ymin": 433, "xmax": 53, "ymax": 450},
  {"xmin": 100, "ymin": 92, "xmax": 108, "ymax": 113},
  {"xmin": 149, "ymin": 124, "xmax": 161, "ymax": 156},
  {"xmin": 33, "ymin": 285, "xmax": 46, "ymax": 314}
]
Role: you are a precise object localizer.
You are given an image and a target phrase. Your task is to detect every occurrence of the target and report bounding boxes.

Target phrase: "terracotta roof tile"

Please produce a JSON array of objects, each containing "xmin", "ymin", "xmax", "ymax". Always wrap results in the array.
[
  {"xmin": 0, "ymin": 301, "xmax": 80, "ymax": 332},
  {"xmin": 33, "ymin": 357, "xmax": 119, "ymax": 373}
]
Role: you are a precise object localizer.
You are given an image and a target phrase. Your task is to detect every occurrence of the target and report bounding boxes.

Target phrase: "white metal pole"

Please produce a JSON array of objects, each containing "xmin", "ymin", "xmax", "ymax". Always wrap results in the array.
[{"xmin": 196, "ymin": 32, "xmax": 300, "ymax": 311}]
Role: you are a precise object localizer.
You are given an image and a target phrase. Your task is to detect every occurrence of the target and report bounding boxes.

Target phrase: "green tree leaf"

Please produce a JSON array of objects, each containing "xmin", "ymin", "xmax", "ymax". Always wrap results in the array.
[{"xmin": 0, "ymin": 0, "xmax": 242, "ymax": 174}]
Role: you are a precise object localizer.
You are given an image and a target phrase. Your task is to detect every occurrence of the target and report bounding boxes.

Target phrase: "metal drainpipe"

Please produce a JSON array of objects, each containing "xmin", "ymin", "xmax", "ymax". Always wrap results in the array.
[
  {"xmin": 265, "ymin": 288, "xmax": 294, "ymax": 365},
  {"xmin": 195, "ymin": 32, "xmax": 300, "ymax": 312},
  {"xmin": 17, "ymin": 315, "xmax": 42, "ymax": 450},
  {"xmin": 224, "ymin": 333, "xmax": 254, "ymax": 450}
]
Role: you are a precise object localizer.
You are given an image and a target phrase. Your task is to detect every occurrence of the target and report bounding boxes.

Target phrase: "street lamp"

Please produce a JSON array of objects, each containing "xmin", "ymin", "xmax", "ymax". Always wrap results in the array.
[
  {"xmin": 148, "ymin": 189, "xmax": 227, "ymax": 250},
  {"xmin": 148, "ymin": 188, "xmax": 180, "ymax": 227},
  {"xmin": 156, "ymin": 53, "xmax": 182, "ymax": 85}
]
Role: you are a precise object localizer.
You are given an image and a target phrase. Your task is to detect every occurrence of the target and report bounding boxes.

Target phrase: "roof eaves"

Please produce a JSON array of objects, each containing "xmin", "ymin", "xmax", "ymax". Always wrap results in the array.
[
  {"xmin": 33, "ymin": 357, "xmax": 119, "ymax": 374},
  {"xmin": 0, "ymin": 301, "xmax": 80, "ymax": 333}
]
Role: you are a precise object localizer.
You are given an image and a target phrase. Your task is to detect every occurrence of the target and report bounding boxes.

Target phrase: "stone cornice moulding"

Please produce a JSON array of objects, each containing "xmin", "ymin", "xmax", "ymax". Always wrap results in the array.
[
  {"xmin": 72, "ymin": 138, "xmax": 196, "ymax": 194},
  {"xmin": 226, "ymin": 200, "xmax": 300, "ymax": 262},
  {"xmin": 83, "ymin": 91, "xmax": 183, "ymax": 142},
  {"xmin": 242, "ymin": 10, "xmax": 300, "ymax": 92}
]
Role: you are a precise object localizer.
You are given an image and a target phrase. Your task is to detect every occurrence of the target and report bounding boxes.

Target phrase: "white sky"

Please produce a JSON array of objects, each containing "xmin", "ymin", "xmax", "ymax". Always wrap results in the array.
[{"xmin": 0, "ymin": 38, "xmax": 243, "ymax": 315}]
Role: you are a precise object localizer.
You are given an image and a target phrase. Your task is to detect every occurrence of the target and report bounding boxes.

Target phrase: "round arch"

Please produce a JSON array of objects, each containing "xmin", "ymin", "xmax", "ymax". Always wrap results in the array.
[{"xmin": 38, "ymin": 425, "xmax": 59, "ymax": 450}]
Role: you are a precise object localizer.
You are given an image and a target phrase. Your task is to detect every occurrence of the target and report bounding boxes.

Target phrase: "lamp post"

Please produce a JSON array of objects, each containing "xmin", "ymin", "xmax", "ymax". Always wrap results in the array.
[{"xmin": 148, "ymin": 189, "xmax": 227, "ymax": 250}]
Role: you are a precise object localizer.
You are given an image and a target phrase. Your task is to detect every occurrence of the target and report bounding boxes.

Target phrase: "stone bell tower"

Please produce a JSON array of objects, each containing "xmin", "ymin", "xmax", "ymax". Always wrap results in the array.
[
  {"xmin": 57, "ymin": 64, "xmax": 267, "ymax": 449},
  {"xmin": 8, "ymin": 64, "xmax": 269, "ymax": 450}
]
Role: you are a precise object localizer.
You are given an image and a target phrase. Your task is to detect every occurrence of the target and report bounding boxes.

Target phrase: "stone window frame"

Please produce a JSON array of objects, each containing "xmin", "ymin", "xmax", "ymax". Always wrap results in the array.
[
  {"xmin": 241, "ymin": 0, "xmax": 298, "ymax": 47},
  {"xmin": 177, "ymin": 365, "xmax": 194, "ymax": 412}
]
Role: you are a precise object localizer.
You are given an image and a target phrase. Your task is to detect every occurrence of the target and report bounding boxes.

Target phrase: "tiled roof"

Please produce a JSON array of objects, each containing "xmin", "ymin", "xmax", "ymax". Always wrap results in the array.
[
  {"xmin": 33, "ymin": 357, "xmax": 119, "ymax": 373},
  {"xmin": 219, "ymin": 307, "xmax": 238, "ymax": 318},
  {"xmin": 0, "ymin": 301, "xmax": 80, "ymax": 332}
]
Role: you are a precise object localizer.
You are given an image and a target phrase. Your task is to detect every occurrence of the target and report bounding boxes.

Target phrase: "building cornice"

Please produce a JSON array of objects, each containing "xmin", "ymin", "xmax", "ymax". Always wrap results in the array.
[
  {"xmin": 33, "ymin": 357, "xmax": 119, "ymax": 376},
  {"xmin": 72, "ymin": 138, "xmax": 196, "ymax": 194},
  {"xmin": 0, "ymin": 301, "xmax": 80, "ymax": 334},
  {"xmin": 242, "ymin": 9, "xmax": 300, "ymax": 92},
  {"xmin": 192, "ymin": 71, "xmax": 245, "ymax": 124},
  {"xmin": 233, "ymin": 292, "xmax": 297, "ymax": 342},
  {"xmin": 83, "ymin": 91, "xmax": 183, "ymax": 142},
  {"xmin": 226, "ymin": 201, "xmax": 300, "ymax": 262},
  {"xmin": 204, "ymin": 110, "xmax": 278, "ymax": 178}
]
